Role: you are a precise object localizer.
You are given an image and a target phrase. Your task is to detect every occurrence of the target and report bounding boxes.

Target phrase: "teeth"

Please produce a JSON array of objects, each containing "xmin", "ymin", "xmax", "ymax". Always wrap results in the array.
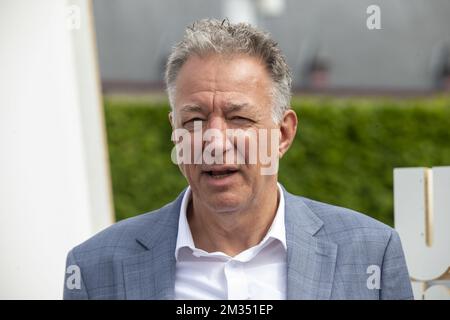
[{"xmin": 211, "ymin": 174, "xmax": 229, "ymax": 178}]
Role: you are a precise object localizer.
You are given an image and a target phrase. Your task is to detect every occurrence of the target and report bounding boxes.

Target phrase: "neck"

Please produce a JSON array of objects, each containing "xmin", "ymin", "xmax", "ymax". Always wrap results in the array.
[{"xmin": 187, "ymin": 183, "xmax": 280, "ymax": 257}]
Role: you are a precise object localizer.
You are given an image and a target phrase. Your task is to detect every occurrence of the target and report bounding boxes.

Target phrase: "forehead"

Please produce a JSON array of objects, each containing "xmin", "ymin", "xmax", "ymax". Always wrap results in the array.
[{"xmin": 174, "ymin": 54, "xmax": 272, "ymax": 112}]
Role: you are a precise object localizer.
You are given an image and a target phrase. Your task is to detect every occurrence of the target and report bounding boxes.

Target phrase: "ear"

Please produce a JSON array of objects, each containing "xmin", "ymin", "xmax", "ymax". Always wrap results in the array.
[
  {"xmin": 169, "ymin": 111, "xmax": 175, "ymax": 130},
  {"xmin": 168, "ymin": 110, "xmax": 187, "ymax": 177},
  {"xmin": 278, "ymin": 109, "xmax": 298, "ymax": 159}
]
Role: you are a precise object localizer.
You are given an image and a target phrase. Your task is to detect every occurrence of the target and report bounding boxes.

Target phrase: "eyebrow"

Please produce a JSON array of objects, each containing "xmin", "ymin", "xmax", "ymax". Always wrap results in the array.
[
  {"xmin": 179, "ymin": 104, "xmax": 204, "ymax": 114},
  {"xmin": 178, "ymin": 102, "xmax": 254, "ymax": 115},
  {"xmin": 223, "ymin": 102, "xmax": 252, "ymax": 113}
]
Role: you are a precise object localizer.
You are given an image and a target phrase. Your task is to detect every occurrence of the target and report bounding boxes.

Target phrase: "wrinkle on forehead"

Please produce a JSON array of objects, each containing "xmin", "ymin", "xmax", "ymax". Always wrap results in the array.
[{"xmin": 173, "ymin": 54, "xmax": 273, "ymax": 122}]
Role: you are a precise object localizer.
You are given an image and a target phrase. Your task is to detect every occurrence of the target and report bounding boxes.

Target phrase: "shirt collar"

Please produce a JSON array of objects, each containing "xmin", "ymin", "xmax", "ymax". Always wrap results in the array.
[{"xmin": 175, "ymin": 183, "xmax": 287, "ymax": 260}]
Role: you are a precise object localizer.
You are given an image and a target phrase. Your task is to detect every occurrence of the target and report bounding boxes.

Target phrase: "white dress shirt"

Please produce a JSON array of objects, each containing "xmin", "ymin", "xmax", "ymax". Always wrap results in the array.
[{"xmin": 174, "ymin": 183, "xmax": 287, "ymax": 300}]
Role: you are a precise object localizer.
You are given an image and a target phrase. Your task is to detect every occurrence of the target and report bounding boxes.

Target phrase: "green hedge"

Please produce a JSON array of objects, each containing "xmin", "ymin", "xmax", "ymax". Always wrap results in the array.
[{"xmin": 104, "ymin": 95, "xmax": 450, "ymax": 226}]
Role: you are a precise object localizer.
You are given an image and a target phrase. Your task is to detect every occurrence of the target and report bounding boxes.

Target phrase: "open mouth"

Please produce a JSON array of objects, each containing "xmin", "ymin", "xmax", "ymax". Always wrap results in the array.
[{"xmin": 203, "ymin": 168, "xmax": 239, "ymax": 179}]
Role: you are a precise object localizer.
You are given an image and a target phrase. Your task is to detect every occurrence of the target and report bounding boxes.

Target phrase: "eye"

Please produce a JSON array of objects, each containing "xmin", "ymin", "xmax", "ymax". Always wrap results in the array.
[
  {"xmin": 183, "ymin": 117, "xmax": 205, "ymax": 126},
  {"xmin": 229, "ymin": 116, "xmax": 253, "ymax": 123}
]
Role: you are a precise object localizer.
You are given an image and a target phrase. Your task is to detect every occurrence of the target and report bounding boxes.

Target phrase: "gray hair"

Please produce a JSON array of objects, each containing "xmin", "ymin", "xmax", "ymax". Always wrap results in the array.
[{"xmin": 165, "ymin": 18, "xmax": 292, "ymax": 124}]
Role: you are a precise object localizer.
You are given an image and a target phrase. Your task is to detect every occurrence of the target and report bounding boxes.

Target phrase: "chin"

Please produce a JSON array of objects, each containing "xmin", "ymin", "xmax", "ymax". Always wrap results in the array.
[{"xmin": 205, "ymin": 193, "xmax": 246, "ymax": 213}]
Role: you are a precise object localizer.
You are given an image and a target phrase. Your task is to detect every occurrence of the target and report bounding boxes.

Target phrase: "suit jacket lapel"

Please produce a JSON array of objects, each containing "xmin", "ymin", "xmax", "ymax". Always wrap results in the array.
[
  {"xmin": 123, "ymin": 189, "xmax": 185, "ymax": 300},
  {"xmin": 283, "ymin": 188, "xmax": 338, "ymax": 299}
]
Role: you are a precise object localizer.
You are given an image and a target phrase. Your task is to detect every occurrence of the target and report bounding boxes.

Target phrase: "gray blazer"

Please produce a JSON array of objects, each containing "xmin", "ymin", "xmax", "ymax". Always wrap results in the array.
[{"xmin": 63, "ymin": 185, "xmax": 413, "ymax": 300}]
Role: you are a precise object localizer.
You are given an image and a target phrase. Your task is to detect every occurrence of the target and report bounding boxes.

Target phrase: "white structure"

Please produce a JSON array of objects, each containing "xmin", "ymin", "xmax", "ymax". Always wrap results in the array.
[
  {"xmin": 222, "ymin": 0, "xmax": 258, "ymax": 25},
  {"xmin": 0, "ymin": 0, "xmax": 114, "ymax": 299},
  {"xmin": 394, "ymin": 167, "xmax": 450, "ymax": 299}
]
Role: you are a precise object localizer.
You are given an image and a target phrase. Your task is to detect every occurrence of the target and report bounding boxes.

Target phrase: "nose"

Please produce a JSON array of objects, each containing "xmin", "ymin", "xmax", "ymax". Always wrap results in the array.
[
  {"xmin": 203, "ymin": 116, "xmax": 233, "ymax": 159},
  {"xmin": 207, "ymin": 115, "xmax": 227, "ymax": 131}
]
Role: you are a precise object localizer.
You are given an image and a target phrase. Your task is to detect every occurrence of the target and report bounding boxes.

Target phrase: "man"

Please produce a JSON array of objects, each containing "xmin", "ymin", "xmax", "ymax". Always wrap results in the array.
[{"xmin": 64, "ymin": 19, "xmax": 413, "ymax": 300}]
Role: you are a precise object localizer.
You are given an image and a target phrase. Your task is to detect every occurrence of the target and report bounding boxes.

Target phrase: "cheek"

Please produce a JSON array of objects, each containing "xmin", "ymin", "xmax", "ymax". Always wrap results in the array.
[
  {"xmin": 259, "ymin": 128, "xmax": 280, "ymax": 158},
  {"xmin": 231, "ymin": 130, "xmax": 259, "ymax": 165},
  {"xmin": 191, "ymin": 134, "xmax": 203, "ymax": 163},
  {"xmin": 181, "ymin": 164, "xmax": 196, "ymax": 179}
]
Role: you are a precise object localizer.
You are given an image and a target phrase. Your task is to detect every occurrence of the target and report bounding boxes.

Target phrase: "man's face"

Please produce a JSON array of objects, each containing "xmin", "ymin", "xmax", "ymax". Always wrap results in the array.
[{"xmin": 170, "ymin": 53, "xmax": 280, "ymax": 213}]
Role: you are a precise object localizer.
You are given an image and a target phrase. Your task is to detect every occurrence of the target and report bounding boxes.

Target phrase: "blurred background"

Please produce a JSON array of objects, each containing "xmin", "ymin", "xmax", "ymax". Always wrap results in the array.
[
  {"xmin": 94, "ymin": 0, "xmax": 450, "ymax": 225},
  {"xmin": 95, "ymin": 0, "xmax": 450, "ymax": 93},
  {"xmin": 1, "ymin": 0, "xmax": 449, "ymax": 299}
]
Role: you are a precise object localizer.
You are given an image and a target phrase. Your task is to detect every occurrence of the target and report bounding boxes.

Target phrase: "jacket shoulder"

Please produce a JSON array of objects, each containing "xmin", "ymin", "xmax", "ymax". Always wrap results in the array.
[
  {"xmin": 299, "ymin": 196, "xmax": 395, "ymax": 244},
  {"xmin": 69, "ymin": 200, "xmax": 176, "ymax": 262}
]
